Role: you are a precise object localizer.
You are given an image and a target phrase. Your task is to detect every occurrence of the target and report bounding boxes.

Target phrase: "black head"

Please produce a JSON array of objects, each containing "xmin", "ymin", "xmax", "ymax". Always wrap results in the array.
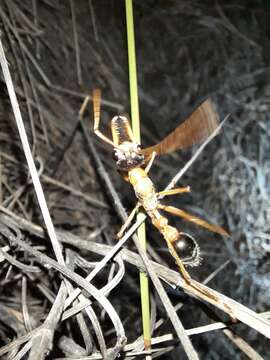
[{"xmin": 112, "ymin": 142, "xmax": 145, "ymax": 171}]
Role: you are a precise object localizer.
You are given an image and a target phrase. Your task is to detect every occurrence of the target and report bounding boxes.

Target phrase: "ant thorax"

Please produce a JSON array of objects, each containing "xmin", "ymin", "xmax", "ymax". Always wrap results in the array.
[{"xmin": 112, "ymin": 141, "xmax": 145, "ymax": 171}]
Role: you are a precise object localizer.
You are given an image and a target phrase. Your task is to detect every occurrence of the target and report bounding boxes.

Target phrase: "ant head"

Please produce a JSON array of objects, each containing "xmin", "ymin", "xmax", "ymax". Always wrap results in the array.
[{"xmin": 112, "ymin": 142, "xmax": 144, "ymax": 171}]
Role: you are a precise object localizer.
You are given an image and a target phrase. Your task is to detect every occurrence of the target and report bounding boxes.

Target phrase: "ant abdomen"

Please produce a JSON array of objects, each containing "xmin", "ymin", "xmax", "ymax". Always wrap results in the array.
[{"xmin": 172, "ymin": 232, "xmax": 201, "ymax": 267}]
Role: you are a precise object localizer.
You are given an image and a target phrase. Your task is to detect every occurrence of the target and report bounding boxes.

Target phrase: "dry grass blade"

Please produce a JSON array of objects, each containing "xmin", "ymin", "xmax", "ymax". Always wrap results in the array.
[
  {"xmin": 0, "ymin": 36, "xmax": 65, "ymax": 266},
  {"xmin": 222, "ymin": 328, "xmax": 264, "ymax": 360},
  {"xmin": 28, "ymin": 282, "xmax": 67, "ymax": 360},
  {"xmin": 21, "ymin": 277, "xmax": 33, "ymax": 333},
  {"xmin": 1, "ymin": 208, "xmax": 270, "ymax": 358},
  {"xmin": 0, "ymin": 216, "xmax": 126, "ymax": 359},
  {"xmin": 1, "ymin": 206, "xmax": 270, "ymax": 340},
  {"xmin": 64, "ymin": 215, "xmax": 145, "ymax": 309},
  {"xmin": 11, "ymin": 341, "xmax": 32, "ymax": 360}
]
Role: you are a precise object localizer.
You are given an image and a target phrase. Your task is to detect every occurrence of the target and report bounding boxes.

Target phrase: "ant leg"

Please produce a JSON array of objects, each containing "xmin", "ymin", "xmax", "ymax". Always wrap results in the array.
[
  {"xmin": 165, "ymin": 237, "xmax": 193, "ymax": 283},
  {"xmin": 79, "ymin": 89, "xmax": 116, "ymax": 147},
  {"xmin": 94, "ymin": 129, "xmax": 116, "ymax": 147},
  {"xmin": 158, "ymin": 204, "xmax": 229, "ymax": 237},
  {"xmin": 157, "ymin": 186, "xmax": 190, "ymax": 198},
  {"xmin": 144, "ymin": 151, "xmax": 156, "ymax": 174},
  {"xmin": 92, "ymin": 89, "xmax": 116, "ymax": 147},
  {"xmin": 116, "ymin": 203, "xmax": 140, "ymax": 239}
]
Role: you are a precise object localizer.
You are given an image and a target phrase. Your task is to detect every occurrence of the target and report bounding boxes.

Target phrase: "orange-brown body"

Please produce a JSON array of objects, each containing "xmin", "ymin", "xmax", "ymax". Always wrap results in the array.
[
  {"xmin": 128, "ymin": 168, "xmax": 179, "ymax": 244},
  {"xmin": 88, "ymin": 88, "xmax": 233, "ymax": 316}
]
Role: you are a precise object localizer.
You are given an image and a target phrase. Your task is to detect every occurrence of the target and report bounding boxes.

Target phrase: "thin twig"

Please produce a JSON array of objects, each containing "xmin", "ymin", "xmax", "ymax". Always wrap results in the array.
[
  {"xmin": 69, "ymin": 0, "xmax": 82, "ymax": 86},
  {"xmin": 0, "ymin": 8, "xmax": 51, "ymax": 86},
  {"xmin": 1, "ymin": 151, "xmax": 108, "ymax": 209},
  {"xmin": 32, "ymin": 0, "xmax": 40, "ymax": 59},
  {"xmin": 0, "ymin": 247, "xmax": 40, "ymax": 273},
  {"xmin": 88, "ymin": 0, "xmax": 99, "ymax": 42},
  {"xmin": 50, "ymin": 85, "xmax": 124, "ymax": 111}
]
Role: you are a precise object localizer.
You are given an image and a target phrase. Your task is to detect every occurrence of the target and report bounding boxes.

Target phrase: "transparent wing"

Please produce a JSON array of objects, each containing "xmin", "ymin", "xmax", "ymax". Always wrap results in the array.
[{"xmin": 141, "ymin": 98, "xmax": 219, "ymax": 157}]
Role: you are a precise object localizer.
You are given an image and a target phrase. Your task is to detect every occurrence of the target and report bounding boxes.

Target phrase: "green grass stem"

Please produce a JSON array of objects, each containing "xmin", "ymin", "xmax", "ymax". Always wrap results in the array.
[{"xmin": 125, "ymin": 0, "xmax": 152, "ymax": 353}]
